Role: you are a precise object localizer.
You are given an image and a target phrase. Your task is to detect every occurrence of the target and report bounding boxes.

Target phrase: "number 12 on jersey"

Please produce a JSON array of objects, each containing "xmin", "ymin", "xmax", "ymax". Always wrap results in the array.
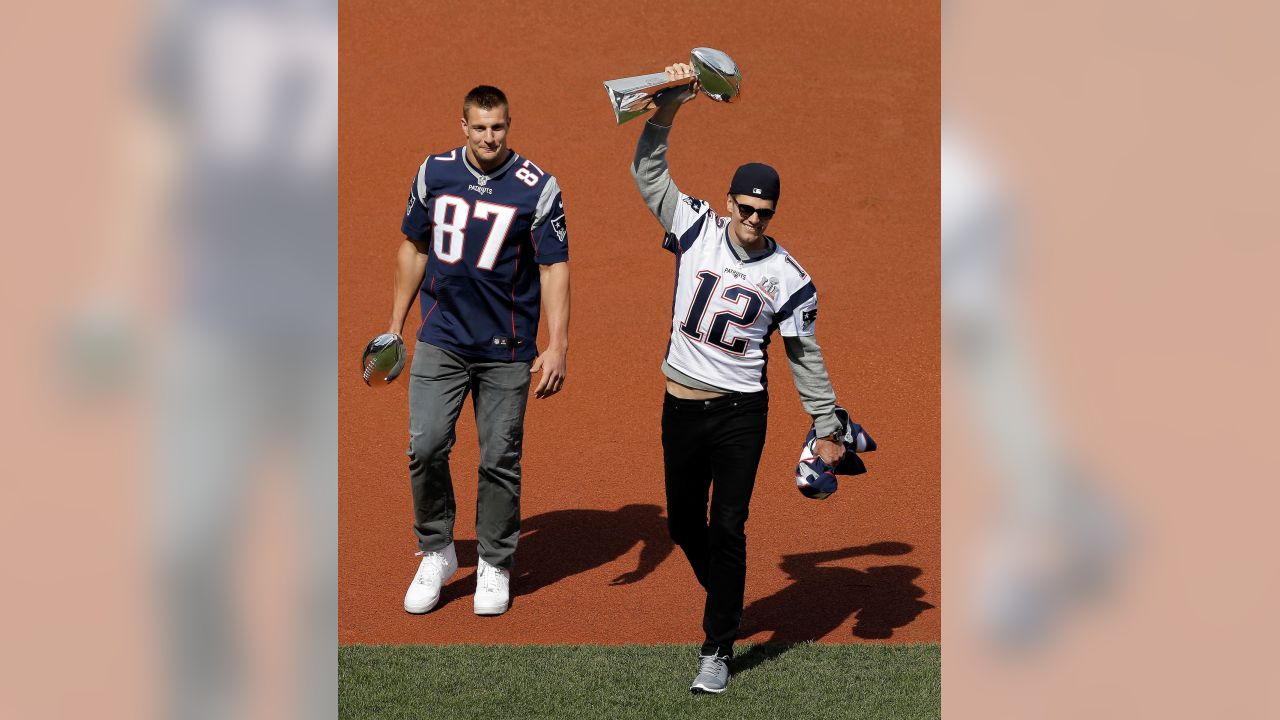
[
  {"xmin": 432, "ymin": 195, "xmax": 516, "ymax": 270},
  {"xmin": 679, "ymin": 270, "xmax": 764, "ymax": 355}
]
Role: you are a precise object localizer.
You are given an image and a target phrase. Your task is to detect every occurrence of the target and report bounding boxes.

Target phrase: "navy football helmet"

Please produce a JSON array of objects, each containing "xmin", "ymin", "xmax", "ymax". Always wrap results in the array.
[{"xmin": 794, "ymin": 407, "xmax": 877, "ymax": 499}]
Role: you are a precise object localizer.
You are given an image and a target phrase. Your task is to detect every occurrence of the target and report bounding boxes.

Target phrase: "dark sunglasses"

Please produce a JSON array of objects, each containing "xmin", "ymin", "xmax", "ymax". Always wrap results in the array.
[{"xmin": 733, "ymin": 198, "xmax": 776, "ymax": 221}]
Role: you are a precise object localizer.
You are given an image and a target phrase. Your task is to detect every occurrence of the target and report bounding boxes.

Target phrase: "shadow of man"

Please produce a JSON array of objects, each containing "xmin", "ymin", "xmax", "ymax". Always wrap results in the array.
[
  {"xmin": 509, "ymin": 503, "xmax": 675, "ymax": 598},
  {"xmin": 734, "ymin": 542, "xmax": 934, "ymax": 673}
]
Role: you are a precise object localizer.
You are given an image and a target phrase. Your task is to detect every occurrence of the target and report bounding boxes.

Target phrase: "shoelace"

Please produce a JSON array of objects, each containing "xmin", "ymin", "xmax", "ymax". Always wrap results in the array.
[
  {"xmin": 477, "ymin": 564, "xmax": 506, "ymax": 593},
  {"xmin": 697, "ymin": 654, "xmax": 728, "ymax": 676},
  {"xmin": 413, "ymin": 550, "xmax": 446, "ymax": 585}
]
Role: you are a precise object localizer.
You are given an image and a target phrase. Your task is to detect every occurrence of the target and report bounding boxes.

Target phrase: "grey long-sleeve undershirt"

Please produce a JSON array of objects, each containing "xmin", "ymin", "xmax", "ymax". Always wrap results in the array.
[{"xmin": 632, "ymin": 120, "xmax": 843, "ymax": 438}]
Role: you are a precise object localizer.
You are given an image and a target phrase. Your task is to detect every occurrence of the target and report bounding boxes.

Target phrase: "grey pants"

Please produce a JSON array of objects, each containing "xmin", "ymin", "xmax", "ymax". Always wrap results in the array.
[{"xmin": 407, "ymin": 341, "xmax": 531, "ymax": 569}]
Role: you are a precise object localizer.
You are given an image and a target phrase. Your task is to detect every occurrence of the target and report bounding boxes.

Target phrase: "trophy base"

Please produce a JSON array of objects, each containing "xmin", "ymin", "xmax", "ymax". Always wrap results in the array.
[{"xmin": 603, "ymin": 73, "xmax": 684, "ymax": 125}]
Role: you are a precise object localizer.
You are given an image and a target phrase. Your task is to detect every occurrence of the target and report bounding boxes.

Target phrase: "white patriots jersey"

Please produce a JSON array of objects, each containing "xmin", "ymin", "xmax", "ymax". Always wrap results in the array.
[{"xmin": 662, "ymin": 192, "xmax": 819, "ymax": 393}]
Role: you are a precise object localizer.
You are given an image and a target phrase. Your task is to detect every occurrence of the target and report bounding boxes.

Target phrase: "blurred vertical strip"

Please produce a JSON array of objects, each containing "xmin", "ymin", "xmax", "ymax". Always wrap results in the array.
[
  {"xmin": 1, "ymin": 0, "xmax": 337, "ymax": 718},
  {"xmin": 143, "ymin": 1, "xmax": 338, "ymax": 717},
  {"xmin": 2, "ymin": 2, "xmax": 160, "ymax": 718},
  {"xmin": 944, "ymin": 2, "xmax": 1279, "ymax": 719}
]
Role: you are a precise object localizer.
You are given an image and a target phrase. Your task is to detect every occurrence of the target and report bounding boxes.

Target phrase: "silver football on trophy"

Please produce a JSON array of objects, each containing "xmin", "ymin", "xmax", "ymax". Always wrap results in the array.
[
  {"xmin": 689, "ymin": 47, "xmax": 742, "ymax": 102},
  {"xmin": 603, "ymin": 47, "xmax": 742, "ymax": 124},
  {"xmin": 361, "ymin": 333, "xmax": 406, "ymax": 386}
]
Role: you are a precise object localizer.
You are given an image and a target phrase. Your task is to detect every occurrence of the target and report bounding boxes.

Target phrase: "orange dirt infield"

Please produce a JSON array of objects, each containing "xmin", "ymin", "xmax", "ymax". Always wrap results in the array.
[{"xmin": 339, "ymin": 1, "xmax": 939, "ymax": 646}]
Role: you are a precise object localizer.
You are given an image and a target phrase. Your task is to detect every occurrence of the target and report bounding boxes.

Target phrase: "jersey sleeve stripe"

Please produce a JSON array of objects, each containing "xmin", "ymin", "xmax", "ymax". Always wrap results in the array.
[
  {"xmin": 775, "ymin": 281, "xmax": 817, "ymax": 322},
  {"xmin": 662, "ymin": 232, "xmax": 678, "ymax": 253},
  {"xmin": 532, "ymin": 175, "xmax": 560, "ymax": 228},
  {"xmin": 672, "ymin": 212, "xmax": 709, "ymax": 255},
  {"xmin": 415, "ymin": 157, "xmax": 429, "ymax": 204}
]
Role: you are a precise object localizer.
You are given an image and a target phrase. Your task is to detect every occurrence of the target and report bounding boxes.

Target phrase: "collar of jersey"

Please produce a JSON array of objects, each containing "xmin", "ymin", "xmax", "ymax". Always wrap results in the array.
[
  {"xmin": 461, "ymin": 148, "xmax": 520, "ymax": 184},
  {"xmin": 722, "ymin": 226, "xmax": 777, "ymax": 264}
]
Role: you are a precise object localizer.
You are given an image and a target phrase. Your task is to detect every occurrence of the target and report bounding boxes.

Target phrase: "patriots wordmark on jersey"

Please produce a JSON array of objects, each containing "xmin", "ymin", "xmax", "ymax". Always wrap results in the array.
[
  {"xmin": 402, "ymin": 148, "xmax": 568, "ymax": 362},
  {"xmin": 662, "ymin": 192, "xmax": 818, "ymax": 393}
]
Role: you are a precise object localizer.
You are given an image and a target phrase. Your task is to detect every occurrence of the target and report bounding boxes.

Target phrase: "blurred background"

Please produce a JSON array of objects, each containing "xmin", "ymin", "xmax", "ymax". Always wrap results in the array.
[
  {"xmin": 2, "ymin": 0, "xmax": 336, "ymax": 718},
  {"xmin": 1, "ymin": 0, "xmax": 1275, "ymax": 718},
  {"xmin": 944, "ymin": 1, "xmax": 1279, "ymax": 718}
]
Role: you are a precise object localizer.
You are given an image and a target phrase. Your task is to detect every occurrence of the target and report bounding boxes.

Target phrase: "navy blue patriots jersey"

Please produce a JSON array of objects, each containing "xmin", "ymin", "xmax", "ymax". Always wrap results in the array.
[{"xmin": 402, "ymin": 147, "xmax": 568, "ymax": 362}]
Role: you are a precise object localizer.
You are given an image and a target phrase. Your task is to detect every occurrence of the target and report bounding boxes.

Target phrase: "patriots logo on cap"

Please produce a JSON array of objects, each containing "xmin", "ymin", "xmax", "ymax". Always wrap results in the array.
[{"xmin": 796, "ymin": 458, "xmax": 838, "ymax": 499}]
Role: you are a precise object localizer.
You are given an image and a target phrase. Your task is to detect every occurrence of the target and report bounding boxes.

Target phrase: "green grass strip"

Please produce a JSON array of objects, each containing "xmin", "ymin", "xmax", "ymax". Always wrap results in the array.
[{"xmin": 340, "ymin": 642, "xmax": 939, "ymax": 719}]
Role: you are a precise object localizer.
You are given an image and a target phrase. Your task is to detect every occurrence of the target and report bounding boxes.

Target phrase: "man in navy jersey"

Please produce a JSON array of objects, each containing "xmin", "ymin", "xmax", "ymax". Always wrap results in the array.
[
  {"xmin": 387, "ymin": 85, "xmax": 570, "ymax": 617},
  {"xmin": 632, "ymin": 64, "xmax": 851, "ymax": 693}
]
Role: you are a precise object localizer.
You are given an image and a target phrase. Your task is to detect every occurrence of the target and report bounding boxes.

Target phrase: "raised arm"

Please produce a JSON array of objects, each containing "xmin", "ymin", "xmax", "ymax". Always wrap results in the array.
[{"xmin": 631, "ymin": 63, "xmax": 699, "ymax": 232}]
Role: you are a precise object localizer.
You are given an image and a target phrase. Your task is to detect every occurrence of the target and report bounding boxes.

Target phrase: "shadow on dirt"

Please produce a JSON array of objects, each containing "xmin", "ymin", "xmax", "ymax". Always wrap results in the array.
[{"xmin": 732, "ymin": 541, "xmax": 934, "ymax": 672}]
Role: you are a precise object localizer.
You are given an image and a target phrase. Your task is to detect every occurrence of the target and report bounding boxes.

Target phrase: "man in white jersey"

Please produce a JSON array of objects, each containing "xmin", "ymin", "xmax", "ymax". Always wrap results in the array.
[{"xmin": 631, "ymin": 63, "xmax": 850, "ymax": 694}]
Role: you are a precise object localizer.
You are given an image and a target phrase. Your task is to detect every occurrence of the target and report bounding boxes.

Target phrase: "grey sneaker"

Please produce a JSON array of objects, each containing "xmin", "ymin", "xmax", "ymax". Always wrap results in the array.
[{"xmin": 690, "ymin": 653, "xmax": 730, "ymax": 694}]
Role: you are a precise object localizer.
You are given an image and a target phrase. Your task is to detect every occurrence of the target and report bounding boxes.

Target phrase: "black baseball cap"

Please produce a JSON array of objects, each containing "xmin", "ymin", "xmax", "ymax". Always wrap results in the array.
[{"xmin": 729, "ymin": 162, "xmax": 780, "ymax": 201}]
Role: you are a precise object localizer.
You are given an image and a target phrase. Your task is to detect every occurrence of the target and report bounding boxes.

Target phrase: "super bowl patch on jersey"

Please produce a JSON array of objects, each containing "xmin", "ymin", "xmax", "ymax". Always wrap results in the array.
[{"xmin": 757, "ymin": 276, "xmax": 780, "ymax": 300}]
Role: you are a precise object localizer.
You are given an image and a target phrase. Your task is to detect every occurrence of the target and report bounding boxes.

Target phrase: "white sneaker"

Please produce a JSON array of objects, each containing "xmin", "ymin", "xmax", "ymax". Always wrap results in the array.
[
  {"xmin": 403, "ymin": 543, "xmax": 457, "ymax": 614},
  {"xmin": 473, "ymin": 558, "xmax": 511, "ymax": 615}
]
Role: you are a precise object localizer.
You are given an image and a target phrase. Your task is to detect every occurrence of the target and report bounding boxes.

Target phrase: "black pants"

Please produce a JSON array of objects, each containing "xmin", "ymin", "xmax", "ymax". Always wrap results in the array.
[{"xmin": 662, "ymin": 390, "xmax": 769, "ymax": 658}]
